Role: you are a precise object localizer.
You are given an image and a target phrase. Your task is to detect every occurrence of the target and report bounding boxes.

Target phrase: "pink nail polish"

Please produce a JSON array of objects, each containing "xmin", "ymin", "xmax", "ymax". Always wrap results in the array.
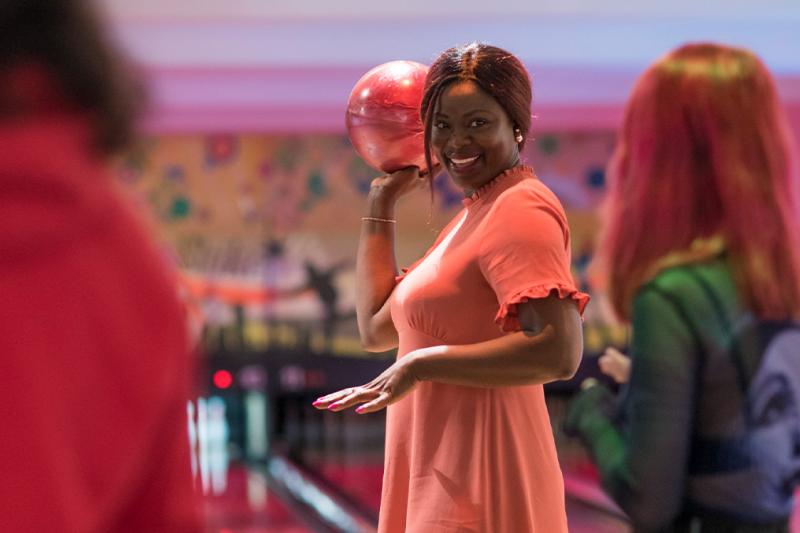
[{"xmin": 356, "ymin": 406, "xmax": 365, "ymax": 414}]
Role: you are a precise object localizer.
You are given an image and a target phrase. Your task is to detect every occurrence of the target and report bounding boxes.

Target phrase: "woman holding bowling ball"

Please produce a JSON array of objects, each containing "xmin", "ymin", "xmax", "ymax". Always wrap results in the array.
[{"xmin": 314, "ymin": 43, "xmax": 589, "ymax": 532}]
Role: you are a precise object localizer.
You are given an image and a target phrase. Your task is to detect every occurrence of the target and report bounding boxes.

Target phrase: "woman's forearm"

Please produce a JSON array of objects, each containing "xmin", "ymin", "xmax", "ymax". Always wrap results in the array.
[
  {"xmin": 354, "ymin": 167, "xmax": 433, "ymax": 349},
  {"xmin": 409, "ymin": 326, "xmax": 582, "ymax": 387},
  {"xmin": 355, "ymin": 192, "xmax": 400, "ymax": 347},
  {"xmin": 315, "ymin": 299, "xmax": 583, "ymax": 414}
]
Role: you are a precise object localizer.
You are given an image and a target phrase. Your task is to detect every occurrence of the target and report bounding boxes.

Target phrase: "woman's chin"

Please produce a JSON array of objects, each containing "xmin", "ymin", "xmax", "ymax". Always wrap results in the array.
[{"xmin": 449, "ymin": 172, "xmax": 492, "ymax": 195}]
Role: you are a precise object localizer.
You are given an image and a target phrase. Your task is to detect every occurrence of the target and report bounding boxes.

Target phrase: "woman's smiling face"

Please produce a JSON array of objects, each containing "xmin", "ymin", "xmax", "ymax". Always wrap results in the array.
[{"xmin": 431, "ymin": 80, "xmax": 520, "ymax": 193}]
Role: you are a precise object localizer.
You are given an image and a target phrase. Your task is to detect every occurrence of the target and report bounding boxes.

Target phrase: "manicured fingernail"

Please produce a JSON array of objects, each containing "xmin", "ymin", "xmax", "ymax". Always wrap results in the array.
[
  {"xmin": 355, "ymin": 406, "xmax": 365, "ymax": 414},
  {"xmin": 328, "ymin": 403, "xmax": 341, "ymax": 410}
]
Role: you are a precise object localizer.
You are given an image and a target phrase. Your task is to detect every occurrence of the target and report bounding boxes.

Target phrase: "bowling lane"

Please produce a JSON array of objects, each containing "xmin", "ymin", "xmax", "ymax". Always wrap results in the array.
[
  {"xmin": 199, "ymin": 354, "xmax": 636, "ymax": 531},
  {"xmin": 275, "ymin": 385, "xmax": 632, "ymax": 532},
  {"xmin": 202, "ymin": 465, "xmax": 313, "ymax": 533}
]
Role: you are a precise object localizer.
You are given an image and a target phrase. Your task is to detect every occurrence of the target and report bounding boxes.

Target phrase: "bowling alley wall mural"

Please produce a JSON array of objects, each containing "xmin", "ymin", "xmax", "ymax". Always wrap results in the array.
[{"xmin": 114, "ymin": 129, "xmax": 625, "ymax": 358}]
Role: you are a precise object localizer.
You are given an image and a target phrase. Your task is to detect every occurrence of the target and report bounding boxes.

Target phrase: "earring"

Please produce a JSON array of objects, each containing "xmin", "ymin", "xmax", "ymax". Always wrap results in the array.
[{"xmin": 514, "ymin": 129, "xmax": 523, "ymax": 144}]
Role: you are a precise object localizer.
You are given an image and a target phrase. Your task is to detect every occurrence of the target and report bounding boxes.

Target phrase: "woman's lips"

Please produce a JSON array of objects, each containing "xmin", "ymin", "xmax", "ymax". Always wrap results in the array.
[{"xmin": 448, "ymin": 154, "xmax": 481, "ymax": 172}]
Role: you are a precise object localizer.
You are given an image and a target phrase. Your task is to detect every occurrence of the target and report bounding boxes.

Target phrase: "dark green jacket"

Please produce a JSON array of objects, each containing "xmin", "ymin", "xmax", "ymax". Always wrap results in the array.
[{"xmin": 566, "ymin": 257, "xmax": 795, "ymax": 532}]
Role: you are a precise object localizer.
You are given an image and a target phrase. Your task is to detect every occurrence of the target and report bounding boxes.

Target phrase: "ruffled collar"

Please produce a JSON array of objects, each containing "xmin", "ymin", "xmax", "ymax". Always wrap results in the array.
[{"xmin": 462, "ymin": 165, "xmax": 535, "ymax": 206}]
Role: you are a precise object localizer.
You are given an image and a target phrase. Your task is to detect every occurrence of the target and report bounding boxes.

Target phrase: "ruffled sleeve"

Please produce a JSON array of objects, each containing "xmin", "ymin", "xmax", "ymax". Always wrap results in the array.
[{"xmin": 478, "ymin": 184, "xmax": 589, "ymax": 332}]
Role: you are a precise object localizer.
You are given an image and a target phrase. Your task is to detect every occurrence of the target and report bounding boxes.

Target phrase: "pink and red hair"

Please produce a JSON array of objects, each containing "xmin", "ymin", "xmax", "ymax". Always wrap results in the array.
[{"xmin": 599, "ymin": 43, "xmax": 800, "ymax": 320}]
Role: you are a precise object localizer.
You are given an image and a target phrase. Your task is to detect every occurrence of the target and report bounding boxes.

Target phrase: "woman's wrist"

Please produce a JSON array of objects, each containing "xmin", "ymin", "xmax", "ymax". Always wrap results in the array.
[
  {"xmin": 366, "ymin": 188, "xmax": 397, "ymax": 218},
  {"xmin": 405, "ymin": 345, "xmax": 451, "ymax": 382}
]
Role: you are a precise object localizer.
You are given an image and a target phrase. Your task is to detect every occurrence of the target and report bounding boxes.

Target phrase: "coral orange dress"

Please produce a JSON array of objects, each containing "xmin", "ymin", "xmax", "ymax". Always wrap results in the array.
[{"xmin": 380, "ymin": 165, "xmax": 589, "ymax": 532}]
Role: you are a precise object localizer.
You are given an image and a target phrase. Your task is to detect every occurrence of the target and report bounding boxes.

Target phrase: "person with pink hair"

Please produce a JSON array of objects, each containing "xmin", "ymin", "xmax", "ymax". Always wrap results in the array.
[{"xmin": 566, "ymin": 43, "xmax": 800, "ymax": 532}]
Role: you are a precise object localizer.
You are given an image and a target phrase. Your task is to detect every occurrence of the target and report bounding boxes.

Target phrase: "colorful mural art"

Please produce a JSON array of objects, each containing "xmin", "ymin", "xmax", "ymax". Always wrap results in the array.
[{"xmin": 114, "ymin": 131, "xmax": 628, "ymax": 358}]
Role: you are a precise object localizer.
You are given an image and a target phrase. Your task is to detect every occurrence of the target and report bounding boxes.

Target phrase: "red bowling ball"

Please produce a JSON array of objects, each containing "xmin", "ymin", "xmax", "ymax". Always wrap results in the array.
[{"xmin": 345, "ymin": 60, "xmax": 429, "ymax": 174}]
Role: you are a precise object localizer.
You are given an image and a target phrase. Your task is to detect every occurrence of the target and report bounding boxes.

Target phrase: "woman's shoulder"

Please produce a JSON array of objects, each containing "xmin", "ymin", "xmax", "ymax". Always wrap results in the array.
[
  {"xmin": 492, "ymin": 169, "xmax": 567, "ymax": 222},
  {"xmin": 638, "ymin": 254, "xmax": 734, "ymax": 307},
  {"xmin": 640, "ymin": 237, "xmax": 727, "ymax": 288}
]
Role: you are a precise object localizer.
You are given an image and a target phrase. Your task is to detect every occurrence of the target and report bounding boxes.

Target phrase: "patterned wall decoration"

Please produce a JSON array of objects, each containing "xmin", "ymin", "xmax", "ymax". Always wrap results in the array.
[{"xmin": 115, "ymin": 131, "xmax": 626, "ymax": 357}]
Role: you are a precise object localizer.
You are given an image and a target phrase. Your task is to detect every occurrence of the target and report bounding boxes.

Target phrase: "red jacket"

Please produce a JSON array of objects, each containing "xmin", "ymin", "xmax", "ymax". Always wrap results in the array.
[{"xmin": 0, "ymin": 84, "xmax": 201, "ymax": 531}]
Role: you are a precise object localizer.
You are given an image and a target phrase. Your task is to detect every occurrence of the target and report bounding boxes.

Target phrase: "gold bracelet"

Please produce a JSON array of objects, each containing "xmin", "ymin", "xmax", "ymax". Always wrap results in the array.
[{"xmin": 361, "ymin": 217, "xmax": 397, "ymax": 223}]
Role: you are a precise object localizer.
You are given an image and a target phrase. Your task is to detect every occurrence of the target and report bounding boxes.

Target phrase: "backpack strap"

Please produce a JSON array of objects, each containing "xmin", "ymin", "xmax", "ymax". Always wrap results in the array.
[
  {"xmin": 644, "ymin": 275, "xmax": 711, "ymax": 478},
  {"xmin": 643, "ymin": 283, "xmax": 706, "ymax": 356},
  {"xmin": 681, "ymin": 268, "xmax": 751, "ymax": 395}
]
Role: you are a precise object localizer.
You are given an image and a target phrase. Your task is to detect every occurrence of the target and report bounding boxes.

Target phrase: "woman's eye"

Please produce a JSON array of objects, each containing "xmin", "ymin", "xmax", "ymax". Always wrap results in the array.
[
  {"xmin": 434, "ymin": 121, "xmax": 448, "ymax": 129},
  {"xmin": 470, "ymin": 119, "xmax": 487, "ymax": 127}
]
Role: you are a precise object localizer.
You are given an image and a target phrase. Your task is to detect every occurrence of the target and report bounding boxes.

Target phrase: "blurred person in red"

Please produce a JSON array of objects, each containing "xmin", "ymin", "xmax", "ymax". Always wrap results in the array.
[
  {"xmin": 0, "ymin": 1, "xmax": 201, "ymax": 532},
  {"xmin": 565, "ymin": 43, "xmax": 800, "ymax": 532}
]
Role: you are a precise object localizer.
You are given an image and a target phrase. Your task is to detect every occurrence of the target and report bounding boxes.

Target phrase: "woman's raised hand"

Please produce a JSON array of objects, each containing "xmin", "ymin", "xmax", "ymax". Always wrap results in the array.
[{"xmin": 368, "ymin": 164, "xmax": 440, "ymax": 204}]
